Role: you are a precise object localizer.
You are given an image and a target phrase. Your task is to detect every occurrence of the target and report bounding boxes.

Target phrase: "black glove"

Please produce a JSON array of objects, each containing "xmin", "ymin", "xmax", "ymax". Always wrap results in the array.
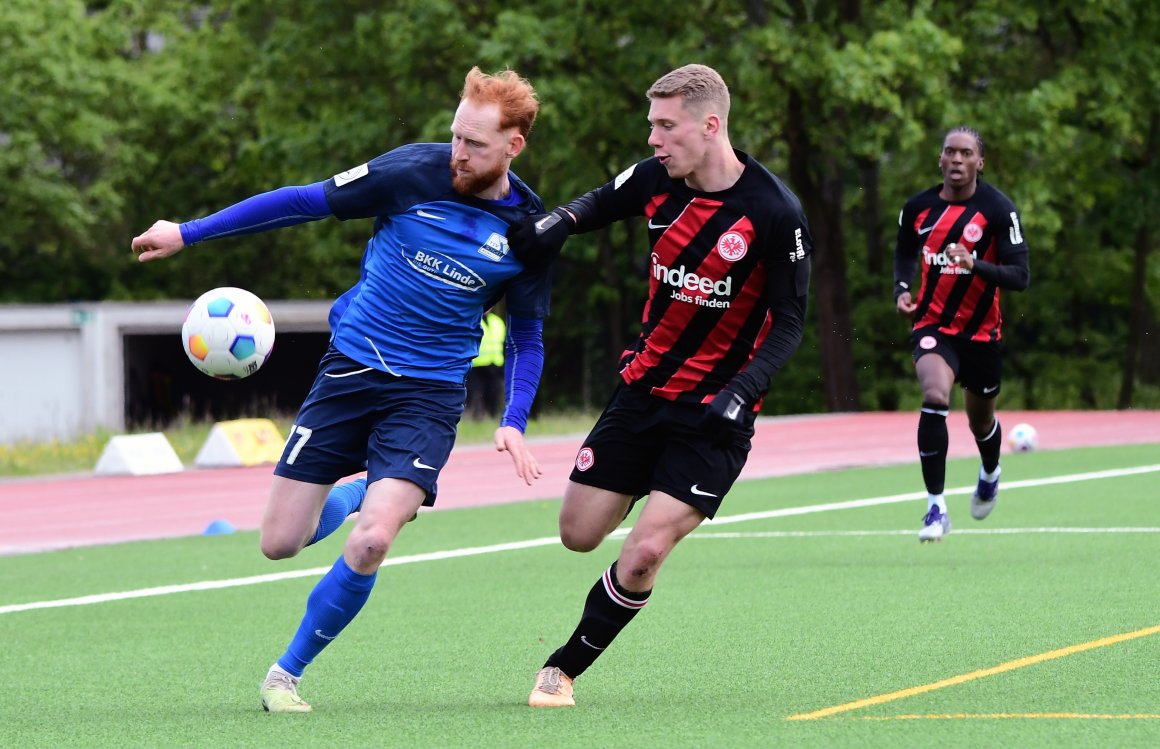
[
  {"xmin": 507, "ymin": 207, "xmax": 572, "ymax": 270},
  {"xmin": 701, "ymin": 387, "xmax": 749, "ymax": 445}
]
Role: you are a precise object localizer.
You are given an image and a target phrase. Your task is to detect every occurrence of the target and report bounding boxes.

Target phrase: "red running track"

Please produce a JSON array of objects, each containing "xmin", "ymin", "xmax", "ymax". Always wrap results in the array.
[{"xmin": 1, "ymin": 410, "xmax": 1155, "ymax": 555}]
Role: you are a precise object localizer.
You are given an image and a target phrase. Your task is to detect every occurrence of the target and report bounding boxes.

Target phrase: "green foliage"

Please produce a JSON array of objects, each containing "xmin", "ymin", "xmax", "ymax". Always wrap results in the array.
[
  {"xmin": 1, "ymin": 0, "xmax": 134, "ymax": 299},
  {"xmin": 0, "ymin": 0, "xmax": 1157, "ymax": 410}
]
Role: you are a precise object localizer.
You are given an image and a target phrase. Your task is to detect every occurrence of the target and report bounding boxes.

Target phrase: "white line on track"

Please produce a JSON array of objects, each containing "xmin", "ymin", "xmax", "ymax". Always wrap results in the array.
[
  {"xmin": 692, "ymin": 528, "xmax": 1160, "ymax": 539},
  {"xmin": 1, "ymin": 464, "xmax": 1157, "ymax": 616}
]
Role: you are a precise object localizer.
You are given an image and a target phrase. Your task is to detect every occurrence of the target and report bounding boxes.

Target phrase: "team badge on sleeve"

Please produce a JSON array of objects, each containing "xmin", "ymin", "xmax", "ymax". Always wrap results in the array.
[
  {"xmin": 333, "ymin": 163, "xmax": 369, "ymax": 187},
  {"xmin": 1009, "ymin": 212, "xmax": 1025, "ymax": 245},
  {"xmin": 613, "ymin": 164, "xmax": 637, "ymax": 190},
  {"xmin": 790, "ymin": 227, "xmax": 807, "ymax": 261}
]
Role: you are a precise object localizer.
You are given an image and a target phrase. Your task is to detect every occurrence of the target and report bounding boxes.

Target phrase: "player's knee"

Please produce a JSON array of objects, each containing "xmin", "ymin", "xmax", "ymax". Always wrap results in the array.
[
  {"xmin": 559, "ymin": 523, "xmax": 603, "ymax": 553},
  {"xmin": 921, "ymin": 387, "xmax": 950, "ymax": 406},
  {"xmin": 621, "ymin": 540, "xmax": 666, "ymax": 578},
  {"xmin": 259, "ymin": 533, "xmax": 303, "ymax": 561},
  {"xmin": 344, "ymin": 526, "xmax": 392, "ymax": 567},
  {"xmin": 968, "ymin": 415, "xmax": 996, "ymax": 438}
]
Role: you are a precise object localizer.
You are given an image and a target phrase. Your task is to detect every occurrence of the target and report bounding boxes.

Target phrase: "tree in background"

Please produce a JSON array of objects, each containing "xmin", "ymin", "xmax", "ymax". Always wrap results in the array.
[
  {"xmin": 0, "ymin": 0, "xmax": 146, "ymax": 301},
  {"xmin": 0, "ymin": 0, "xmax": 1156, "ymax": 412}
]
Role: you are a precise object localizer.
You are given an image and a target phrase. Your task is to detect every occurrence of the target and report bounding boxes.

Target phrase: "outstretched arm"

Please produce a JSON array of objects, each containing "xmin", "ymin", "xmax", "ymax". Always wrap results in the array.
[
  {"xmin": 507, "ymin": 159, "xmax": 650, "ymax": 267},
  {"xmin": 131, "ymin": 183, "xmax": 331, "ymax": 262}
]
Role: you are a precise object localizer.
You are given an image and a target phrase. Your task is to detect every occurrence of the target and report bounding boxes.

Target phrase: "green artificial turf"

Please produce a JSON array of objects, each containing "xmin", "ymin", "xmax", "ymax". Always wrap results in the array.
[{"xmin": 1, "ymin": 445, "xmax": 1158, "ymax": 748}]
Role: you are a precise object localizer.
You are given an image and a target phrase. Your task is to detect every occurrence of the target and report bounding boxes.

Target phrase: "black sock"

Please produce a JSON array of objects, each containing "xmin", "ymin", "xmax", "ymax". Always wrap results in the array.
[
  {"xmin": 545, "ymin": 561, "xmax": 650, "ymax": 679},
  {"xmin": 977, "ymin": 419, "xmax": 1002, "ymax": 474},
  {"xmin": 917, "ymin": 402, "xmax": 949, "ymax": 495}
]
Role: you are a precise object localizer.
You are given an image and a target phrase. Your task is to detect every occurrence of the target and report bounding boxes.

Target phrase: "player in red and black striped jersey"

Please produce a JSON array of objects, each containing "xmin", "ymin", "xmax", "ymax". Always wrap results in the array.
[
  {"xmin": 570, "ymin": 152, "xmax": 809, "ymax": 405},
  {"xmin": 893, "ymin": 126, "xmax": 1030, "ymax": 543},
  {"xmin": 509, "ymin": 64, "xmax": 812, "ymax": 707}
]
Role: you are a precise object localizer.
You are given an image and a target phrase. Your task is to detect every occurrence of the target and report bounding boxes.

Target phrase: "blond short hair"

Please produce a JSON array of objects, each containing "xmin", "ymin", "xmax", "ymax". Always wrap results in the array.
[{"xmin": 646, "ymin": 64, "xmax": 731, "ymax": 120}]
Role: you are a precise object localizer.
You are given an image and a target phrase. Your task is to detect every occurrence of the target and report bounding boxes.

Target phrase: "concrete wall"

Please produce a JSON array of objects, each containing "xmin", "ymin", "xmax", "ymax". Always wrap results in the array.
[{"xmin": 0, "ymin": 300, "xmax": 330, "ymax": 445}]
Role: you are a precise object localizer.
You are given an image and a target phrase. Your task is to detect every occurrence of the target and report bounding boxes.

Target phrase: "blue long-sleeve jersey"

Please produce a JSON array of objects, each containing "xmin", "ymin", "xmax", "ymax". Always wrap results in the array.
[
  {"xmin": 178, "ymin": 142, "xmax": 552, "ymax": 428},
  {"xmin": 321, "ymin": 144, "xmax": 551, "ymax": 383}
]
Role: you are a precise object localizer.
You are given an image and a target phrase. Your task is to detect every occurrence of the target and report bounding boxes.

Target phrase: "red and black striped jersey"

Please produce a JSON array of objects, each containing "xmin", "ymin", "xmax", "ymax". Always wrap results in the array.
[
  {"xmin": 894, "ymin": 180, "xmax": 1029, "ymax": 342},
  {"xmin": 565, "ymin": 152, "xmax": 811, "ymax": 407}
]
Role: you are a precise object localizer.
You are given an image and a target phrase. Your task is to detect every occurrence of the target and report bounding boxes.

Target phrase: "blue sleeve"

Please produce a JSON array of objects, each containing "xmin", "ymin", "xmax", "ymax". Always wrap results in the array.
[
  {"xmin": 324, "ymin": 144, "xmax": 448, "ymax": 221},
  {"xmin": 179, "ymin": 182, "xmax": 331, "ymax": 245},
  {"xmin": 499, "ymin": 316, "xmax": 545, "ymax": 433}
]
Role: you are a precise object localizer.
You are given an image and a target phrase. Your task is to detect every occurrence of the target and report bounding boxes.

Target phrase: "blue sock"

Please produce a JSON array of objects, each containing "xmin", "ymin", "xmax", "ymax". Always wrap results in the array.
[
  {"xmin": 308, "ymin": 478, "xmax": 367, "ymax": 546},
  {"xmin": 276, "ymin": 555, "xmax": 377, "ymax": 677}
]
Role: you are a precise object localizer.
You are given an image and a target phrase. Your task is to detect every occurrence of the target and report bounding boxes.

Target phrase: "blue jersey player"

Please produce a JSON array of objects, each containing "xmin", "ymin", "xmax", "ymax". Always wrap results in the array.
[{"xmin": 132, "ymin": 68, "xmax": 551, "ymax": 712}]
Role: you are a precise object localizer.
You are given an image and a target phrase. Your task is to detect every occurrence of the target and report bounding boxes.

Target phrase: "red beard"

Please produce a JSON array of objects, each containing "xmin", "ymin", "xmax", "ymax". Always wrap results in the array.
[{"xmin": 450, "ymin": 160, "xmax": 507, "ymax": 196}]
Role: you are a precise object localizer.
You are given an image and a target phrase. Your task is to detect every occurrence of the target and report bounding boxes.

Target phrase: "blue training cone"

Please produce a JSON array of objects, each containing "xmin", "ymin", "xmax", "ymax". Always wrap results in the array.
[{"xmin": 203, "ymin": 519, "xmax": 237, "ymax": 536}]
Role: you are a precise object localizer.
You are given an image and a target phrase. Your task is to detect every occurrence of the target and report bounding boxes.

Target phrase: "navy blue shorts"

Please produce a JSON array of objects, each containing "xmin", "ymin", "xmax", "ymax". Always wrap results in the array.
[
  {"xmin": 568, "ymin": 384, "xmax": 754, "ymax": 519},
  {"xmin": 911, "ymin": 327, "xmax": 1003, "ymax": 398},
  {"xmin": 273, "ymin": 347, "xmax": 466, "ymax": 505}
]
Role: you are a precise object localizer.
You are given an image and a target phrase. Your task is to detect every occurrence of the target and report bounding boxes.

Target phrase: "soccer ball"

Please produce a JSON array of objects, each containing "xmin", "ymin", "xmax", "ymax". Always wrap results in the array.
[
  {"xmin": 181, "ymin": 287, "xmax": 275, "ymax": 379},
  {"xmin": 1008, "ymin": 422, "xmax": 1039, "ymax": 453}
]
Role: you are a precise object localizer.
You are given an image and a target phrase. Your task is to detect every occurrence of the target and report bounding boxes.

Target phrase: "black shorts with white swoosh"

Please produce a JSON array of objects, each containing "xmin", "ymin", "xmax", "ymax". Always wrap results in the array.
[
  {"xmin": 568, "ymin": 384, "xmax": 753, "ymax": 518},
  {"xmin": 910, "ymin": 326, "xmax": 1003, "ymax": 398}
]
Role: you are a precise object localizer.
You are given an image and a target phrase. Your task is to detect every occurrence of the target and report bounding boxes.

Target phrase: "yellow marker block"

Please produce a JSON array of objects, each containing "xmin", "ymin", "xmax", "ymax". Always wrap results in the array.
[{"xmin": 194, "ymin": 418, "xmax": 285, "ymax": 467}]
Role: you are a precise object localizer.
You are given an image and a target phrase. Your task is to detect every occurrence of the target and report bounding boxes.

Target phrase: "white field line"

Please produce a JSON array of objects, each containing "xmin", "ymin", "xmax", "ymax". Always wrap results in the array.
[
  {"xmin": 696, "ymin": 464, "xmax": 1160, "ymax": 528},
  {"xmin": 1, "ymin": 464, "xmax": 1157, "ymax": 616},
  {"xmin": 691, "ymin": 527, "xmax": 1160, "ymax": 539}
]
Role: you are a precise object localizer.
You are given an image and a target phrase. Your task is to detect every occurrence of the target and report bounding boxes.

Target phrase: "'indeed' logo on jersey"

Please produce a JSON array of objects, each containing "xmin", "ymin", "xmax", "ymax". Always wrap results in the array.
[
  {"xmin": 403, "ymin": 247, "xmax": 487, "ymax": 292},
  {"xmin": 923, "ymin": 247, "xmax": 974, "ymax": 275},
  {"xmin": 652, "ymin": 253, "xmax": 732, "ymax": 308}
]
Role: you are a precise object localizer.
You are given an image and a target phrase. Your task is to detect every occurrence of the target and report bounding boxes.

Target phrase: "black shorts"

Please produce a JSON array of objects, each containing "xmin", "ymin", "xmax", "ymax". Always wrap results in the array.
[
  {"xmin": 273, "ymin": 348, "xmax": 466, "ymax": 505},
  {"xmin": 568, "ymin": 384, "xmax": 754, "ymax": 519},
  {"xmin": 911, "ymin": 327, "xmax": 1003, "ymax": 398}
]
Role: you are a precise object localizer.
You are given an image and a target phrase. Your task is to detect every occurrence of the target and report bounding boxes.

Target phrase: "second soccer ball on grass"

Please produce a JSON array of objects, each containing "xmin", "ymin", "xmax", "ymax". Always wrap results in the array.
[{"xmin": 1007, "ymin": 422, "xmax": 1039, "ymax": 453}]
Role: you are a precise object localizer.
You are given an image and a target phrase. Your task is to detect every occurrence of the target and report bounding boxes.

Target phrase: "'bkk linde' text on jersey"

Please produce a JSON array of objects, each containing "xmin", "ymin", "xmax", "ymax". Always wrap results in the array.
[
  {"xmin": 894, "ymin": 180, "xmax": 1030, "ymax": 342},
  {"xmin": 323, "ymin": 143, "xmax": 550, "ymax": 383},
  {"xmin": 566, "ymin": 153, "xmax": 811, "ymax": 406}
]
